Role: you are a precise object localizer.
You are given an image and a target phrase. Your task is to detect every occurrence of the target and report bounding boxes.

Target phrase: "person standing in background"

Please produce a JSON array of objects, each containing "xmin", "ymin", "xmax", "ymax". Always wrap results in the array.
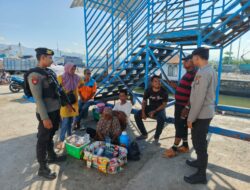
[
  {"xmin": 57, "ymin": 63, "xmax": 81, "ymax": 149},
  {"xmin": 163, "ymin": 55, "xmax": 197, "ymax": 158}
]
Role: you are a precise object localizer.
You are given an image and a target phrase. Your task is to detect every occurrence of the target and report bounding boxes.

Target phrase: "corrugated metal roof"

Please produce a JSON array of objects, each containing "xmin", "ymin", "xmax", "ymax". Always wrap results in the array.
[{"xmin": 70, "ymin": 0, "xmax": 142, "ymax": 19}]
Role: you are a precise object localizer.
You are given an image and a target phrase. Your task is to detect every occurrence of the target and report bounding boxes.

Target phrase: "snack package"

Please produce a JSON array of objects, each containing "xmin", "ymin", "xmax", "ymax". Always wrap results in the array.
[
  {"xmin": 87, "ymin": 153, "xmax": 93, "ymax": 168},
  {"xmin": 87, "ymin": 160, "xmax": 92, "ymax": 168},
  {"xmin": 83, "ymin": 151, "xmax": 90, "ymax": 160},
  {"xmin": 107, "ymin": 158, "xmax": 119, "ymax": 174},
  {"xmin": 92, "ymin": 155, "xmax": 98, "ymax": 168},
  {"xmin": 97, "ymin": 157, "xmax": 109, "ymax": 173}
]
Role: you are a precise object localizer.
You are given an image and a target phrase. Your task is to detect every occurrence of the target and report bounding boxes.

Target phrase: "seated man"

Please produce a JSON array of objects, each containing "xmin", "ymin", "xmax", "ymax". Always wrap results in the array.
[
  {"xmin": 113, "ymin": 89, "xmax": 132, "ymax": 119},
  {"xmin": 135, "ymin": 75, "xmax": 168, "ymax": 144},
  {"xmin": 74, "ymin": 69, "xmax": 97, "ymax": 129}
]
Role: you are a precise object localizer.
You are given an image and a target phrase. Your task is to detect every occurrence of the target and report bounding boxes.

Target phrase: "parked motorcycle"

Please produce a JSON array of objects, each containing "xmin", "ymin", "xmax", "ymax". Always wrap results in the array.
[{"xmin": 9, "ymin": 76, "xmax": 24, "ymax": 93}]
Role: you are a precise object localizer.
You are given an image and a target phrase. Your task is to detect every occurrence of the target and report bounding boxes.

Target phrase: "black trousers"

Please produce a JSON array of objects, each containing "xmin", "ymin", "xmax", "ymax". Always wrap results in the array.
[
  {"xmin": 174, "ymin": 104, "xmax": 188, "ymax": 139},
  {"xmin": 36, "ymin": 110, "xmax": 61, "ymax": 165},
  {"xmin": 134, "ymin": 106, "xmax": 166, "ymax": 139},
  {"xmin": 191, "ymin": 118, "xmax": 212, "ymax": 171}
]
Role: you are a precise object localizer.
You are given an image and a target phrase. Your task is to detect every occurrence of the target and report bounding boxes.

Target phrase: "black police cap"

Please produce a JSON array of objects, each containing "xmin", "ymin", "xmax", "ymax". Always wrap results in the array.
[
  {"xmin": 192, "ymin": 47, "xmax": 209, "ymax": 60},
  {"xmin": 182, "ymin": 54, "xmax": 192, "ymax": 61},
  {"xmin": 35, "ymin": 48, "xmax": 54, "ymax": 56}
]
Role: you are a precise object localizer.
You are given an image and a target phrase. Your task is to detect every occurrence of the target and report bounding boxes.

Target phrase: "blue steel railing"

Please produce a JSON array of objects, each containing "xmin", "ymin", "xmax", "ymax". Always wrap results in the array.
[
  {"xmin": 82, "ymin": 0, "xmax": 250, "ymax": 114},
  {"xmin": 85, "ymin": 0, "xmax": 148, "ymax": 71},
  {"xmin": 79, "ymin": 0, "xmax": 250, "ymax": 141}
]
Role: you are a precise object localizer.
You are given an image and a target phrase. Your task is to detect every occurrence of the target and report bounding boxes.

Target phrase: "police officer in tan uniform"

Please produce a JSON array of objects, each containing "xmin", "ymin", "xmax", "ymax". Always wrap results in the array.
[
  {"xmin": 184, "ymin": 47, "xmax": 217, "ymax": 184},
  {"xmin": 27, "ymin": 48, "xmax": 66, "ymax": 180}
]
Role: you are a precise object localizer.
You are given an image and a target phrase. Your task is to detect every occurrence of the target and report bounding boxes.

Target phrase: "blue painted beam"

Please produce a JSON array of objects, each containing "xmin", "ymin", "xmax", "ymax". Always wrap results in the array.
[
  {"xmin": 209, "ymin": 126, "xmax": 250, "ymax": 142},
  {"xmin": 217, "ymin": 105, "xmax": 250, "ymax": 115}
]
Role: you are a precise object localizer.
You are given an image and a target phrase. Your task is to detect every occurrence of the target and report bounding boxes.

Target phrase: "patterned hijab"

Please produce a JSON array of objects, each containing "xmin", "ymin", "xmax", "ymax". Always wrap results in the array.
[{"xmin": 62, "ymin": 63, "xmax": 80, "ymax": 91}]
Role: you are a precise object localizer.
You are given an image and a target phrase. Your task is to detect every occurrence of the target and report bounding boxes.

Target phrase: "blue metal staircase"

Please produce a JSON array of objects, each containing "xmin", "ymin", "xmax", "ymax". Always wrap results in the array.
[{"xmin": 71, "ymin": 0, "xmax": 250, "ymax": 104}]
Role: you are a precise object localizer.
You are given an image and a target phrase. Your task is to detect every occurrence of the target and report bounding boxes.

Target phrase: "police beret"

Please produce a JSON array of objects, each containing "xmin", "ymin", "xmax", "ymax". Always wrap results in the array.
[
  {"xmin": 35, "ymin": 48, "xmax": 54, "ymax": 56},
  {"xmin": 182, "ymin": 54, "xmax": 192, "ymax": 61}
]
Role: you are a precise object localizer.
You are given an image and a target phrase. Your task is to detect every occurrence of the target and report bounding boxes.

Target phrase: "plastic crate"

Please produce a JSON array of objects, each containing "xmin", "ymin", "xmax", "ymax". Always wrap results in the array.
[{"xmin": 65, "ymin": 142, "xmax": 88, "ymax": 159}]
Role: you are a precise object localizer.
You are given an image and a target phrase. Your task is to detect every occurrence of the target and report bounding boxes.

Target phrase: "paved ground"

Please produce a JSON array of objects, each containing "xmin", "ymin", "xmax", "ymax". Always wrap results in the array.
[{"xmin": 0, "ymin": 85, "xmax": 250, "ymax": 190}]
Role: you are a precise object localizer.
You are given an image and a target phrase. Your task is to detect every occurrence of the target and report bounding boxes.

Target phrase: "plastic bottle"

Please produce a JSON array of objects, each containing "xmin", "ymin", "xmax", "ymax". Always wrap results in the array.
[
  {"xmin": 96, "ymin": 147, "xmax": 104, "ymax": 156},
  {"xmin": 119, "ymin": 131, "xmax": 130, "ymax": 148}
]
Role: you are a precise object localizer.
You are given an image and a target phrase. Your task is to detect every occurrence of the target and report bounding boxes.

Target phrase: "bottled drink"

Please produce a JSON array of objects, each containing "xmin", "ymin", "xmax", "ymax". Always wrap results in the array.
[{"xmin": 119, "ymin": 131, "xmax": 130, "ymax": 148}]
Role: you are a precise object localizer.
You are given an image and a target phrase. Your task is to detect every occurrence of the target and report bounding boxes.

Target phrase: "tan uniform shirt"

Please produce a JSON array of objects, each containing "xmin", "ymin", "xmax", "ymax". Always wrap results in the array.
[
  {"xmin": 28, "ymin": 72, "xmax": 60, "ymax": 120},
  {"xmin": 188, "ymin": 64, "xmax": 218, "ymax": 122}
]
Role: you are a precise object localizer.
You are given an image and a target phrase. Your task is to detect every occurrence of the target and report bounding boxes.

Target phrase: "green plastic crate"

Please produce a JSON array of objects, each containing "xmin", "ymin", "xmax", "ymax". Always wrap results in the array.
[{"xmin": 65, "ymin": 142, "xmax": 88, "ymax": 159}]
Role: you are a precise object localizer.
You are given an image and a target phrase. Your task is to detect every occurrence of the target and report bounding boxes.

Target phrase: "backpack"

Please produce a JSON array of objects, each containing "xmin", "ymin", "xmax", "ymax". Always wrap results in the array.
[
  {"xmin": 127, "ymin": 141, "xmax": 141, "ymax": 161},
  {"xmin": 23, "ymin": 67, "xmax": 49, "ymax": 97}
]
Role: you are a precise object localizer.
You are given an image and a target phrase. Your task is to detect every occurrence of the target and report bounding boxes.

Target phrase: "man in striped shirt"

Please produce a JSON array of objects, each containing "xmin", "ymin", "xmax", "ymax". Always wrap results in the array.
[{"xmin": 163, "ymin": 54, "xmax": 197, "ymax": 158}]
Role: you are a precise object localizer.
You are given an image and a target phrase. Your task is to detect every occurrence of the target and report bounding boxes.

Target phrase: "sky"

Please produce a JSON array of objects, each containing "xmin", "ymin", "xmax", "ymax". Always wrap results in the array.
[
  {"xmin": 0, "ymin": 0, "xmax": 85, "ymax": 54},
  {"xmin": 0, "ymin": 0, "xmax": 250, "ymax": 60}
]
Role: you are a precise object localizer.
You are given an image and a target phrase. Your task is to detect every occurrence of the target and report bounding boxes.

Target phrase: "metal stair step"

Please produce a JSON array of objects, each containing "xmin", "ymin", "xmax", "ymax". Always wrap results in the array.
[
  {"xmin": 130, "ymin": 73, "xmax": 137, "ymax": 78},
  {"xmin": 202, "ymin": 27, "xmax": 226, "ymax": 44},
  {"xmin": 159, "ymin": 35, "xmax": 197, "ymax": 42},
  {"xmin": 125, "ymin": 59, "xmax": 145, "ymax": 64},
  {"xmin": 148, "ymin": 30, "xmax": 199, "ymax": 43},
  {"xmin": 112, "ymin": 89, "xmax": 119, "ymax": 95},
  {"xmin": 140, "ymin": 44, "xmax": 175, "ymax": 51},
  {"xmin": 138, "ymin": 73, "xmax": 145, "ymax": 79},
  {"xmin": 220, "ymin": 14, "xmax": 242, "ymax": 28},
  {"xmin": 133, "ymin": 78, "xmax": 141, "ymax": 83},
  {"xmin": 215, "ymin": 22, "xmax": 250, "ymax": 45},
  {"xmin": 241, "ymin": 0, "xmax": 250, "ymax": 14},
  {"xmin": 107, "ymin": 85, "xmax": 115, "ymax": 91},
  {"xmin": 94, "ymin": 93, "xmax": 119, "ymax": 101}
]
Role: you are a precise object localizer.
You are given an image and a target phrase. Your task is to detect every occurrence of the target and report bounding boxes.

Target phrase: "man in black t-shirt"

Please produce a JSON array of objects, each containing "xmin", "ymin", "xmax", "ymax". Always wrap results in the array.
[{"xmin": 135, "ymin": 75, "xmax": 168, "ymax": 144}]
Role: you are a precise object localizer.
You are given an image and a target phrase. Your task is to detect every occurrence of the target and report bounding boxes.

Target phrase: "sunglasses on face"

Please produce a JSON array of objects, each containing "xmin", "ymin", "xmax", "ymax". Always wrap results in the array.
[{"xmin": 86, "ymin": 73, "xmax": 91, "ymax": 75}]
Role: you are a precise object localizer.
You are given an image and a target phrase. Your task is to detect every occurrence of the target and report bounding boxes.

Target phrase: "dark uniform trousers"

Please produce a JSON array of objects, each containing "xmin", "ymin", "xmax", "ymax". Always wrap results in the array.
[
  {"xmin": 36, "ymin": 110, "xmax": 61, "ymax": 164},
  {"xmin": 191, "ymin": 118, "xmax": 212, "ymax": 171},
  {"xmin": 174, "ymin": 104, "xmax": 188, "ymax": 139}
]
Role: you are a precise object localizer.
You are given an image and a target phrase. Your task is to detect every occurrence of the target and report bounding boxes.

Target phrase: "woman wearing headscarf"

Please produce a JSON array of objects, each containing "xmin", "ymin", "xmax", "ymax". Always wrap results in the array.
[
  {"xmin": 57, "ymin": 63, "xmax": 81, "ymax": 149},
  {"xmin": 87, "ymin": 107, "xmax": 122, "ymax": 144}
]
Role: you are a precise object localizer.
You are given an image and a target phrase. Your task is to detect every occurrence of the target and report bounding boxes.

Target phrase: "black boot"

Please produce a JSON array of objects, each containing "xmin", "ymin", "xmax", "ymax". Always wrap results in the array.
[
  {"xmin": 184, "ymin": 169, "xmax": 207, "ymax": 184},
  {"xmin": 38, "ymin": 163, "xmax": 57, "ymax": 180},
  {"xmin": 48, "ymin": 154, "xmax": 67, "ymax": 163},
  {"xmin": 186, "ymin": 159, "xmax": 199, "ymax": 168}
]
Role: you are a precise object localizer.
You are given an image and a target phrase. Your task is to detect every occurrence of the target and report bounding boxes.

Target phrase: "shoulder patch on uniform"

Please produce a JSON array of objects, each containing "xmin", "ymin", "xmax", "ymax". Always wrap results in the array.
[{"xmin": 32, "ymin": 76, "xmax": 39, "ymax": 85}]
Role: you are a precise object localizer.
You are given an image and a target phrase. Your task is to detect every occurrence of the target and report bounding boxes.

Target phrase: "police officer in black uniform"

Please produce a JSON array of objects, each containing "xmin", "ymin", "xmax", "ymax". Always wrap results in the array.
[{"xmin": 27, "ymin": 48, "xmax": 66, "ymax": 180}]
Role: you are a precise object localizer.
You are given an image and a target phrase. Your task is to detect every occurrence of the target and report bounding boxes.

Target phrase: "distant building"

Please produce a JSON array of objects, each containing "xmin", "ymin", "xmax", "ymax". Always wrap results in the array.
[
  {"xmin": 156, "ymin": 54, "xmax": 186, "ymax": 81},
  {"xmin": 63, "ymin": 56, "xmax": 83, "ymax": 67}
]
